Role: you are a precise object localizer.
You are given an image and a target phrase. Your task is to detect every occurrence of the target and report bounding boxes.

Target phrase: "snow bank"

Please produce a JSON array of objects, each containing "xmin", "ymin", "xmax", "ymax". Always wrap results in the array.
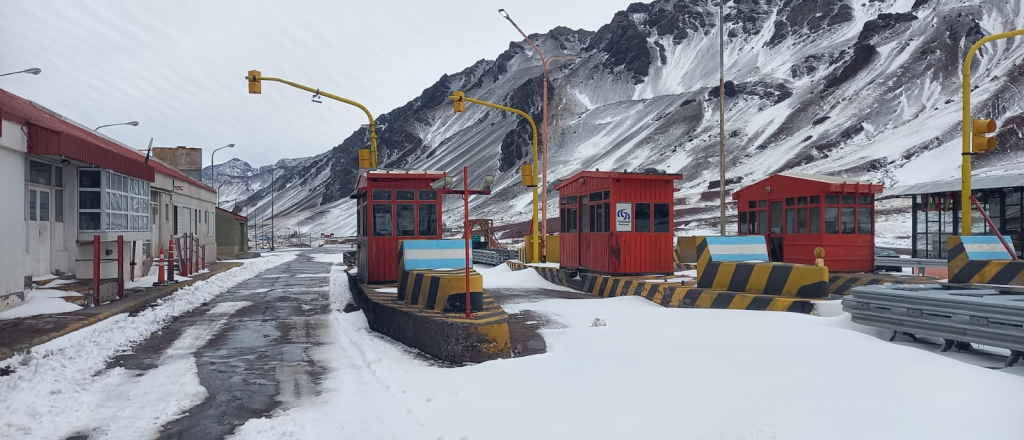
[
  {"xmin": 481, "ymin": 265, "xmax": 576, "ymax": 292},
  {"xmin": 0, "ymin": 289, "xmax": 82, "ymax": 320},
  {"xmin": 232, "ymin": 269, "xmax": 1024, "ymax": 440},
  {"xmin": 0, "ymin": 252, "xmax": 296, "ymax": 440}
]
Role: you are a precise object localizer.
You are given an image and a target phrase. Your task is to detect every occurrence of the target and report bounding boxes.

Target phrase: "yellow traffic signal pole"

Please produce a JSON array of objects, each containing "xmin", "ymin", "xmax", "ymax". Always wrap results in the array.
[
  {"xmin": 449, "ymin": 91, "xmax": 540, "ymax": 264},
  {"xmin": 961, "ymin": 28, "xmax": 1024, "ymax": 235},
  {"xmin": 246, "ymin": 70, "xmax": 379, "ymax": 168}
]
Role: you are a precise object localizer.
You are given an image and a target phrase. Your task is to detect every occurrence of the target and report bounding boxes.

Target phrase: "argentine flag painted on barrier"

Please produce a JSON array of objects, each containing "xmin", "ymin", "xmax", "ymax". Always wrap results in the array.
[
  {"xmin": 704, "ymin": 236, "xmax": 770, "ymax": 262},
  {"xmin": 400, "ymin": 239, "xmax": 470, "ymax": 270},
  {"xmin": 959, "ymin": 235, "xmax": 1016, "ymax": 260}
]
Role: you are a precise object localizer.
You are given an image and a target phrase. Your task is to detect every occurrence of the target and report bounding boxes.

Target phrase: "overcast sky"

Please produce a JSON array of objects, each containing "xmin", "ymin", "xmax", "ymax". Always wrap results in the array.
[{"xmin": 0, "ymin": 0, "xmax": 635, "ymax": 168}]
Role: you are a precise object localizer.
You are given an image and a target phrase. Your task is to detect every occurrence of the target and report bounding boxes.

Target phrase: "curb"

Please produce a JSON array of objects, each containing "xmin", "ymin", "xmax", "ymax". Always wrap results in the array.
[{"xmin": 0, "ymin": 262, "xmax": 244, "ymax": 361}]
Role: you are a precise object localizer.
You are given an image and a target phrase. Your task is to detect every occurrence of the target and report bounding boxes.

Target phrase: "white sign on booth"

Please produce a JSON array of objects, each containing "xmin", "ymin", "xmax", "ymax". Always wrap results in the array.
[{"xmin": 615, "ymin": 202, "xmax": 632, "ymax": 232}]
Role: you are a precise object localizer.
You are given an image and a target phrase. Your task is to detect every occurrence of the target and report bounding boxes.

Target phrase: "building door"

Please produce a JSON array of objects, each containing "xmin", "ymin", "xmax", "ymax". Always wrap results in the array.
[
  {"xmin": 26, "ymin": 187, "xmax": 53, "ymax": 276},
  {"xmin": 768, "ymin": 201, "xmax": 784, "ymax": 262}
]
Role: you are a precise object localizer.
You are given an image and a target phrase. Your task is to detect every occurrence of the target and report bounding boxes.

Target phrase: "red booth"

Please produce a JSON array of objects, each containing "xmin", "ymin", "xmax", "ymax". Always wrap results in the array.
[
  {"xmin": 353, "ymin": 170, "xmax": 445, "ymax": 284},
  {"xmin": 732, "ymin": 173, "xmax": 883, "ymax": 272},
  {"xmin": 556, "ymin": 171, "xmax": 682, "ymax": 275}
]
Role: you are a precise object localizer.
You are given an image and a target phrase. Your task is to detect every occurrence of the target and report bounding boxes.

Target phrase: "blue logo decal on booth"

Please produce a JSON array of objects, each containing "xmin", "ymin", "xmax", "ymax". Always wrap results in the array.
[{"xmin": 617, "ymin": 209, "xmax": 631, "ymax": 221}]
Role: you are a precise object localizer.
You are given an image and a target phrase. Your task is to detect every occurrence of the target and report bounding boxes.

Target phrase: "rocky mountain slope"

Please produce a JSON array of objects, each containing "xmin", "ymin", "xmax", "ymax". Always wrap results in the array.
[{"xmin": 212, "ymin": 0, "xmax": 1024, "ymax": 238}]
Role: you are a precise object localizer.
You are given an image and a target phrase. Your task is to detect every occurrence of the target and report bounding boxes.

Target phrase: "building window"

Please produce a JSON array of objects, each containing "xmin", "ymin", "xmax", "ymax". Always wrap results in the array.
[
  {"xmin": 55, "ymin": 189, "xmax": 64, "ymax": 223},
  {"xmin": 810, "ymin": 207, "xmax": 821, "ymax": 234},
  {"xmin": 581, "ymin": 196, "xmax": 589, "ymax": 233},
  {"xmin": 653, "ymin": 203, "xmax": 671, "ymax": 232},
  {"xmin": 78, "ymin": 169, "xmax": 150, "ymax": 232},
  {"xmin": 39, "ymin": 191, "xmax": 49, "ymax": 222},
  {"xmin": 28, "ymin": 160, "xmax": 52, "ymax": 185},
  {"xmin": 396, "ymin": 190, "xmax": 415, "ymax": 201},
  {"xmin": 841, "ymin": 207, "xmax": 856, "ymax": 234},
  {"xmin": 842, "ymin": 195, "xmax": 856, "ymax": 205},
  {"xmin": 372, "ymin": 204, "xmax": 392, "ymax": 237},
  {"xmin": 858, "ymin": 208, "xmax": 872, "ymax": 234},
  {"xmin": 810, "ymin": 196, "xmax": 820, "ymax": 204},
  {"xmin": 396, "ymin": 204, "xmax": 416, "ymax": 236},
  {"xmin": 418, "ymin": 204, "xmax": 437, "ymax": 236},
  {"xmin": 635, "ymin": 203, "xmax": 651, "ymax": 232},
  {"xmin": 786, "ymin": 209, "xmax": 795, "ymax": 234},
  {"xmin": 797, "ymin": 208, "xmax": 808, "ymax": 234},
  {"xmin": 824, "ymin": 195, "xmax": 839, "ymax": 204},
  {"xmin": 418, "ymin": 190, "xmax": 437, "ymax": 201},
  {"xmin": 372, "ymin": 190, "xmax": 392, "ymax": 201},
  {"xmin": 825, "ymin": 207, "xmax": 839, "ymax": 234},
  {"xmin": 28, "ymin": 189, "xmax": 37, "ymax": 221},
  {"xmin": 208, "ymin": 210, "xmax": 215, "ymax": 236}
]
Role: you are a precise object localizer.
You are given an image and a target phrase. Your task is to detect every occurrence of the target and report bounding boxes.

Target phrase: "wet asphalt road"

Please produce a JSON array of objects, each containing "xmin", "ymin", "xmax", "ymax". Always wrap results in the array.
[{"xmin": 106, "ymin": 249, "xmax": 339, "ymax": 440}]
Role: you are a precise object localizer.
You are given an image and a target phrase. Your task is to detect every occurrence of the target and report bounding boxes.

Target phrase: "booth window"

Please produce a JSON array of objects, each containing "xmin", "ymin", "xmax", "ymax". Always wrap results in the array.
[
  {"xmin": 842, "ymin": 195, "xmax": 856, "ymax": 205},
  {"xmin": 372, "ymin": 204, "xmax": 393, "ymax": 236},
  {"xmin": 858, "ymin": 207, "xmax": 872, "ymax": 234},
  {"xmin": 653, "ymin": 203, "xmax": 671, "ymax": 232},
  {"xmin": 858, "ymin": 195, "xmax": 872, "ymax": 205},
  {"xmin": 786, "ymin": 209, "xmax": 796, "ymax": 233},
  {"xmin": 770, "ymin": 201, "xmax": 783, "ymax": 233},
  {"xmin": 636, "ymin": 203, "xmax": 651, "ymax": 232},
  {"xmin": 739, "ymin": 212, "xmax": 748, "ymax": 234},
  {"xmin": 758, "ymin": 208, "xmax": 767, "ymax": 234},
  {"xmin": 825, "ymin": 195, "xmax": 839, "ymax": 204},
  {"xmin": 562, "ymin": 207, "xmax": 578, "ymax": 233},
  {"xmin": 581, "ymin": 196, "xmax": 590, "ymax": 232},
  {"xmin": 603, "ymin": 203, "xmax": 611, "ymax": 232},
  {"xmin": 418, "ymin": 190, "xmax": 437, "ymax": 200},
  {"xmin": 825, "ymin": 207, "xmax": 839, "ymax": 233},
  {"xmin": 746, "ymin": 210, "xmax": 758, "ymax": 234},
  {"xmin": 372, "ymin": 190, "xmax": 392, "ymax": 201},
  {"xmin": 841, "ymin": 207, "xmax": 856, "ymax": 234},
  {"xmin": 418, "ymin": 204, "xmax": 437, "ymax": 236},
  {"xmin": 798, "ymin": 208, "xmax": 808, "ymax": 234},
  {"xmin": 810, "ymin": 196, "xmax": 820, "ymax": 204},
  {"xmin": 396, "ymin": 204, "xmax": 416, "ymax": 236},
  {"xmin": 810, "ymin": 207, "xmax": 821, "ymax": 233},
  {"xmin": 396, "ymin": 190, "xmax": 415, "ymax": 201}
]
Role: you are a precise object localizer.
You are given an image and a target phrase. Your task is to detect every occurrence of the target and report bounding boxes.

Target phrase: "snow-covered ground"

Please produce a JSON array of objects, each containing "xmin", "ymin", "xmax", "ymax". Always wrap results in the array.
[
  {"xmin": 0, "ymin": 252, "xmax": 297, "ymax": 440},
  {"xmin": 0, "ymin": 289, "xmax": 82, "ymax": 320},
  {"xmin": 232, "ymin": 266, "xmax": 1024, "ymax": 440}
]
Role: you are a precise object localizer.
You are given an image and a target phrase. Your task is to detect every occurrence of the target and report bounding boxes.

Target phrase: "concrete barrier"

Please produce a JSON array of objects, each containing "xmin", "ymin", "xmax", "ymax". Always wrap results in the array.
[
  {"xmin": 947, "ymin": 236, "xmax": 1024, "ymax": 285},
  {"xmin": 696, "ymin": 261, "xmax": 829, "ymax": 298},
  {"xmin": 398, "ymin": 269, "xmax": 483, "ymax": 313},
  {"xmin": 828, "ymin": 273, "xmax": 938, "ymax": 296},
  {"xmin": 349, "ymin": 272, "xmax": 510, "ymax": 363}
]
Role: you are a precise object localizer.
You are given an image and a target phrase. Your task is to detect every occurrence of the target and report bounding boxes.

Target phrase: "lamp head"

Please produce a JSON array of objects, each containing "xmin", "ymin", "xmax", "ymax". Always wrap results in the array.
[
  {"xmin": 24, "ymin": 68, "xmax": 42, "ymax": 75},
  {"xmin": 498, "ymin": 8, "xmax": 510, "ymax": 20}
]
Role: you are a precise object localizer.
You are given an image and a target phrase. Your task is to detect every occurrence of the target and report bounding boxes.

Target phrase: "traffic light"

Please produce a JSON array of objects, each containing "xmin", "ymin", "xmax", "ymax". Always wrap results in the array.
[
  {"xmin": 973, "ymin": 118, "xmax": 997, "ymax": 153},
  {"xmin": 451, "ymin": 90, "xmax": 466, "ymax": 113},
  {"xmin": 521, "ymin": 164, "xmax": 536, "ymax": 187},
  {"xmin": 247, "ymin": 70, "xmax": 262, "ymax": 94}
]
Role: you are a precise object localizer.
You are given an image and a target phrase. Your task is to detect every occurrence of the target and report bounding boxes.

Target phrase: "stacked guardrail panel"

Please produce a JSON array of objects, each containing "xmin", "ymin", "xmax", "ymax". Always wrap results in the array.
[
  {"xmin": 843, "ymin": 283, "xmax": 1024, "ymax": 366},
  {"xmin": 472, "ymin": 249, "xmax": 519, "ymax": 266}
]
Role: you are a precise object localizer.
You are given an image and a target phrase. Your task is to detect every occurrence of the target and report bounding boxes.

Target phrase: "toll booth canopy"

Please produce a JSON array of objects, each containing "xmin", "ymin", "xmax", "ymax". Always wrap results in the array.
[
  {"xmin": 556, "ymin": 171, "xmax": 682, "ymax": 275},
  {"xmin": 733, "ymin": 173, "xmax": 882, "ymax": 272},
  {"xmin": 887, "ymin": 174, "xmax": 1024, "ymax": 259},
  {"xmin": 352, "ymin": 170, "xmax": 444, "ymax": 283}
]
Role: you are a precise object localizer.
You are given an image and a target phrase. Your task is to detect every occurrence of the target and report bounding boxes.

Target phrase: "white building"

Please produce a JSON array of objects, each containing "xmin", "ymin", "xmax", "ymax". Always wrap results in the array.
[{"xmin": 0, "ymin": 88, "xmax": 216, "ymax": 312}]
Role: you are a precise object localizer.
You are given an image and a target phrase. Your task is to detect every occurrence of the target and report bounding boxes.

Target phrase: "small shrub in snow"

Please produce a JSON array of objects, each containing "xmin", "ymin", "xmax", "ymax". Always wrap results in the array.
[{"xmin": 591, "ymin": 318, "xmax": 606, "ymax": 327}]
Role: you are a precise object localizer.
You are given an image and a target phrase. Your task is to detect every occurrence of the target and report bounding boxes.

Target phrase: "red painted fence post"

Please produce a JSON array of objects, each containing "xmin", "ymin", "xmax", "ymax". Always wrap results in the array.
[
  {"xmin": 464, "ymin": 166, "xmax": 472, "ymax": 319},
  {"xmin": 93, "ymin": 235, "xmax": 101, "ymax": 306},
  {"xmin": 117, "ymin": 235, "xmax": 124, "ymax": 299}
]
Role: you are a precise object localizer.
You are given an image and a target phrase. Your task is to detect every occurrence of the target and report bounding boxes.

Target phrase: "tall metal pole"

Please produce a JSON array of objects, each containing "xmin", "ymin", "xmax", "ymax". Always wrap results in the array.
[
  {"xmin": 270, "ymin": 168, "xmax": 276, "ymax": 251},
  {"xmin": 718, "ymin": 1, "xmax": 727, "ymax": 236}
]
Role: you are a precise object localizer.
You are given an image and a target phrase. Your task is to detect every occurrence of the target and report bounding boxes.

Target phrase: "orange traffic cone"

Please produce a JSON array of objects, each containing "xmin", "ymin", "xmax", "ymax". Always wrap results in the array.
[{"xmin": 157, "ymin": 245, "xmax": 166, "ymax": 284}]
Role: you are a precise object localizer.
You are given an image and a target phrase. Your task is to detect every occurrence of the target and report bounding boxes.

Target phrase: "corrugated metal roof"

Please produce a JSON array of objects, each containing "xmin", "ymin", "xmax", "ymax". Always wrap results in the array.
[
  {"xmin": 777, "ymin": 172, "xmax": 874, "ymax": 185},
  {"xmin": 0, "ymin": 88, "xmax": 155, "ymax": 181},
  {"xmin": 888, "ymin": 174, "xmax": 1024, "ymax": 196}
]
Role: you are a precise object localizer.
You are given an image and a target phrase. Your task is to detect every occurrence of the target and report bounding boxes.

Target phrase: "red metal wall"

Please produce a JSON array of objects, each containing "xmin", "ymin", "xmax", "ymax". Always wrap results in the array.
[
  {"xmin": 359, "ymin": 174, "xmax": 444, "ymax": 284},
  {"xmin": 733, "ymin": 174, "xmax": 880, "ymax": 272},
  {"xmin": 557, "ymin": 172, "xmax": 679, "ymax": 274}
]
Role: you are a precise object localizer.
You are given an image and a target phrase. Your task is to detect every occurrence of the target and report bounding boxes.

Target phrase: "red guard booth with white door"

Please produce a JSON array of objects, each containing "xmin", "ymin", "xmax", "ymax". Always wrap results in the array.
[
  {"xmin": 353, "ymin": 170, "xmax": 444, "ymax": 284},
  {"xmin": 556, "ymin": 171, "xmax": 682, "ymax": 275},
  {"xmin": 732, "ymin": 173, "xmax": 883, "ymax": 272}
]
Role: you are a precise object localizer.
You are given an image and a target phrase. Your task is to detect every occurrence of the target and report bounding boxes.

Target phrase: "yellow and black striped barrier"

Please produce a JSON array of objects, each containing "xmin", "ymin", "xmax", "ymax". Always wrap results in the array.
[
  {"xmin": 398, "ymin": 269, "xmax": 483, "ymax": 313},
  {"xmin": 828, "ymin": 273, "xmax": 938, "ymax": 296},
  {"xmin": 948, "ymin": 236, "xmax": 1024, "ymax": 285},
  {"xmin": 696, "ymin": 261, "xmax": 829, "ymax": 298},
  {"xmin": 580, "ymin": 273, "xmax": 814, "ymax": 312}
]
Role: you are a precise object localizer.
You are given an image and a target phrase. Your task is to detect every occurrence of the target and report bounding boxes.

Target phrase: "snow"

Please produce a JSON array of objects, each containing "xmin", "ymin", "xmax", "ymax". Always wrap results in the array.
[
  {"xmin": 233, "ymin": 267, "xmax": 1024, "ymax": 440},
  {"xmin": 309, "ymin": 253, "xmax": 349, "ymax": 264},
  {"xmin": 0, "ymin": 289, "xmax": 82, "ymax": 320},
  {"xmin": 0, "ymin": 252, "xmax": 297, "ymax": 440},
  {"xmin": 478, "ymin": 264, "xmax": 575, "ymax": 292},
  {"xmin": 124, "ymin": 266, "xmax": 194, "ymax": 290}
]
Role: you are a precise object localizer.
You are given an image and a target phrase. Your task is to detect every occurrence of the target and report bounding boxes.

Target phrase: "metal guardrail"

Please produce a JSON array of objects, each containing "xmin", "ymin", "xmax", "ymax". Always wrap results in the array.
[
  {"xmin": 843, "ymin": 284, "xmax": 1024, "ymax": 367},
  {"xmin": 472, "ymin": 249, "xmax": 519, "ymax": 266},
  {"xmin": 875, "ymin": 257, "xmax": 946, "ymax": 268}
]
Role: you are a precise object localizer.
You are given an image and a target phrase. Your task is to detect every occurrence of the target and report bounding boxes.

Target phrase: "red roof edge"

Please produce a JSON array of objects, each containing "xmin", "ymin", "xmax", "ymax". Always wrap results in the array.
[{"xmin": 216, "ymin": 206, "xmax": 248, "ymax": 221}]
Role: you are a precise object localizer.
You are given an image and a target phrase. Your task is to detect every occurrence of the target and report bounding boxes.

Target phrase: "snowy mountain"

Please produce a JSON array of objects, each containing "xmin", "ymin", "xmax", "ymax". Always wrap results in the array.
[{"xmin": 233, "ymin": 0, "xmax": 1024, "ymax": 239}]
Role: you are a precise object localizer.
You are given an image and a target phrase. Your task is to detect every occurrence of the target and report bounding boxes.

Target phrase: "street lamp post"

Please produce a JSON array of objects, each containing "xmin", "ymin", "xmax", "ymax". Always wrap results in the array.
[
  {"xmin": 209, "ymin": 143, "xmax": 236, "ymax": 205},
  {"xmin": 95, "ymin": 121, "xmax": 139, "ymax": 131},
  {"xmin": 0, "ymin": 67, "xmax": 42, "ymax": 77},
  {"xmin": 499, "ymin": 8, "xmax": 578, "ymax": 261},
  {"xmin": 718, "ymin": 1, "xmax": 727, "ymax": 236}
]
